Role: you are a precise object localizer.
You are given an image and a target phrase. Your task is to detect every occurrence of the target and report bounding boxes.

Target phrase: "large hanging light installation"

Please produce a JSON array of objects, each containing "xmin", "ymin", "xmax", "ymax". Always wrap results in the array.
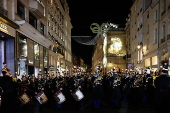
[{"xmin": 71, "ymin": 23, "xmax": 117, "ymax": 45}]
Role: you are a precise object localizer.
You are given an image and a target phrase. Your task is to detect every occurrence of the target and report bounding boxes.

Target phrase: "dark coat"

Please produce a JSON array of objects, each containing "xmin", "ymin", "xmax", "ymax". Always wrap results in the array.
[
  {"xmin": 0, "ymin": 76, "xmax": 18, "ymax": 113},
  {"xmin": 154, "ymin": 74, "xmax": 170, "ymax": 112},
  {"xmin": 91, "ymin": 76, "xmax": 103, "ymax": 100},
  {"xmin": 108, "ymin": 77, "xmax": 121, "ymax": 100}
]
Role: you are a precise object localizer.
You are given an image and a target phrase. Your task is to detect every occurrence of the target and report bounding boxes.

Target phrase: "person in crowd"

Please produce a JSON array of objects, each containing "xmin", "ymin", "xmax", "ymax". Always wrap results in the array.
[
  {"xmin": 0, "ymin": 67, "xmax": 18, "ymax": 113},
  {"xmin": 108, "ymin": 73, "xmax": 121, "ymax": 108},
  {"xmin": 146, "ymin": 72, "xmax": 157, "ymax": 107},
  {"xmin": 34, "ymin": 74, "xmax": 46, "ymax": 112},
  {"xmin": 18, "ymin": 75, "xmax": 30, "ymax": 111},
  {"xmin": 52, "ymin": 72, "xmax": 65, "ymax": 110},
  {"xmin": 69, "ymin": 71, "xmax": 84, "ymax": 110},
  {"xmin": 91, "ymin": 72, "xmax": 103, "ymax": 109},
  {"xmin": 154, "ymin": 69, "xmax": 170, "ymax": 113}
]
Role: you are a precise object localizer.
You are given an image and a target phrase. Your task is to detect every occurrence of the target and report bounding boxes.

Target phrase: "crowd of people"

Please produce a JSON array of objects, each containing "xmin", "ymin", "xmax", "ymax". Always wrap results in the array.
[{"xmin": 0, "ymin": 66, "xmax": 170, "ymax": 113}]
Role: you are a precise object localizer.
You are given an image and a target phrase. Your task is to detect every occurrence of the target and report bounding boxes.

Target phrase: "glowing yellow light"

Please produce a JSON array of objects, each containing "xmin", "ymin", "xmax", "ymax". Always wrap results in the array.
[
  {"xmin": 137, "ymin": 45, "xmax": 141, "ymax": 49},
  {"xmin": 108, "ymin": 38, "xmax": 122, "ymax": 54}
]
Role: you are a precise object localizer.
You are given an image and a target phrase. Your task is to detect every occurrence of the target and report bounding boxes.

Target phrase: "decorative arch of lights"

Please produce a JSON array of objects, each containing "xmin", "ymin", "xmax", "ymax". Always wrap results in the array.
[
  {"xmin": 72, "ymin": 23, "xmax": 118, "ymax": 69},
  {"xmin": 71, "ymin": 23, "xmax": 118, "ymax": 45}
]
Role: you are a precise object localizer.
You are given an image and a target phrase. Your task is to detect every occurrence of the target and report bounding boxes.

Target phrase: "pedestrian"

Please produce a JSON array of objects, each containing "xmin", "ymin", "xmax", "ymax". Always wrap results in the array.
[
  {"xmin": 0, "ymin": 67, "xmax": 18, "ymax": 113},
  {"xmin": 91, "ymin": 72, "xmax": 103, "ymax": 109},
  {"xmin": 154, "ymin": 69, "xmax": 170, "ymax": 113}
]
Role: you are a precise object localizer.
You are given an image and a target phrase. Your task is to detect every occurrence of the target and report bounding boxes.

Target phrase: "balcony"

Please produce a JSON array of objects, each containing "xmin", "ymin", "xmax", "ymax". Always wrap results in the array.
[
  {"xmin": 29, "ymin": 0, "xmax": 44, "ymax": 18},
  {"xmin": 161, "ymin": 37, "xmax": 165, "ymax": 43},
  {"xmin": 161, "ymin": 10, "xmax": 166, "ymax": 17},
  {"xmin": 0, "ymin": 6, "xmax": 8, "ymax": 17},
  {"xmin": 167, "ymin": 34, "xmax": 170, "ymax": 40}
]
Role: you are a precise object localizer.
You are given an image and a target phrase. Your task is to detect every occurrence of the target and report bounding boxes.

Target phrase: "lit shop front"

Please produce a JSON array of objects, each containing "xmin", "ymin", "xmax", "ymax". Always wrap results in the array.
[
  {"xmin": 0, "ymin": 20, "xmax": 19, "ymax": 76},
  {"xmin": 17, "ymin": 32, "xmax": 48, "ymax": 77}
]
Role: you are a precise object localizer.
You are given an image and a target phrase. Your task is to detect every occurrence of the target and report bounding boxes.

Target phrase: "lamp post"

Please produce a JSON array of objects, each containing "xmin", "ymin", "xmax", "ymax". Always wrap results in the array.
[{"xmin": 137, "ymin": 42, "xmax": 143, "ymax": 69}]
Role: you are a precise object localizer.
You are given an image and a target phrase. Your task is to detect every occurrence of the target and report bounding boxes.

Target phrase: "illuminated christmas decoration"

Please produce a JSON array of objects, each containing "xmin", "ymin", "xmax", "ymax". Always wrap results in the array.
[
  {"xmin": 72, "ymin": 23, "xmax": 118, "ymax": 45},
  {"xmin": 108, "ymin": 37, "xmax": 122, "ymax": 54}
]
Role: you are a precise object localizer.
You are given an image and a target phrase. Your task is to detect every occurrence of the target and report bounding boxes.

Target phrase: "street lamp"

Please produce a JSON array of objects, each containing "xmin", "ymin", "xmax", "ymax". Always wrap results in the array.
[
  {"xmin": 137, "ymin": 42, "xmax": 143, "ymax": 49},
  {"xmin": 137, "ymin": 44, "xmax": 141, "ymax": 49}
]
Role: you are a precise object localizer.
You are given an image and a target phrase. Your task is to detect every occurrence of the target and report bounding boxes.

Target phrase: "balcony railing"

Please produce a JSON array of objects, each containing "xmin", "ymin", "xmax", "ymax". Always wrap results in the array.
[
  {"xmin": 161, "ymin": 10, "xmax": 166, "ymax": 17},
  {"xmin": 161, "ymin": 37, "xmax": 165, "ymax": 43},
  {"xmin": 0, "ymin": 6, "xmax": 8, "ymax": 17},
  {"xmin": 167, "ymin": 34, "xmax": 170, "ymax": 40}
]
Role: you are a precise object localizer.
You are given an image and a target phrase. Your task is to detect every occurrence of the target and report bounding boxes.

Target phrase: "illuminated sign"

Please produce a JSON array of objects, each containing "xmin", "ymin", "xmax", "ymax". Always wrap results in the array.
[{"xmin": 0, "ymin": 21, "xmax": 7, "ymax": 32}]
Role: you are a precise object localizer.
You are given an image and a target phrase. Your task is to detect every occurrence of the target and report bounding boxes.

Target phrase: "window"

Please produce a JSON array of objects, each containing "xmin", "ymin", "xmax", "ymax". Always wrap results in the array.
[
  {"xmin": 146, "ymin": 39, "xmax": 149, "ymax": 50},
  {"xmin": 43, "ymin": 47, "xmax": 48, "ymax": 68},
  {"xmin": 168, "ymin": 21, "xmax": 170, "ymax": 35},
  {"xmin": 0, "ymin": 0, "xmax": 3, "ymax": 6},
  {"xmin": 17, "ymin": 1, "xmax": 25, "ymax": 19},
  {"xmin": 154, "ymin": 28, "xmax": 157, "ymax": 44},
  {"xmin": 147, "ymin": 25, "xmax": 149, "ymax": 34},
  {"xmin": 140, "ymin": 49, "xmax": 143, "ymax": 60},
  {"xmin": 40, "ymin": 22, "xmax": 45, "ymax": 35},
  {"xmin": 29, "ymin": 12, "xmax": 37, "ymax": 29},
  {"xmin": 147, "ymin": 13, "xmax": 149, "ymax": 18},
  {"xmin": 18, "ymin": 33, "xmax": 27, "ymax": 57},
  {"xmin": 163, "ymin": 0, "xmax": 166, "ymax": 10},
  {"xmin": 162, "ymin": 24, "xmax": 165, "ymax": 39},
  {"xmin": 154, "ymin": 10, "xmax": 157, "ymax": 23},
  {"xmin": 34, "ymin": 42, "xmax": 39, "ymax": 60}
]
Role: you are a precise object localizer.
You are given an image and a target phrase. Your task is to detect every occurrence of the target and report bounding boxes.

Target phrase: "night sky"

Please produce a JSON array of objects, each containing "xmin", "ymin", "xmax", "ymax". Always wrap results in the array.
[{"xmin": 67, "ymin": 0, "xmax": 133, "ymax": 64}]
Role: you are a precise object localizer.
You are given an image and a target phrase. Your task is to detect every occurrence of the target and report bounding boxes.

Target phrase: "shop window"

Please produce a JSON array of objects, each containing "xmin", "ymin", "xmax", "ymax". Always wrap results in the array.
[
  {"xmin": 19, "ymin": 34, "xmax": 27, "ymax": 57},
  {"xmin": 17, "ymin": 1, "xmax": 25, "ymax": 19},
  {"xmin": 29, "ymin": 12, "xmax": 37, "ymax": 29},
  {"xmin": 43, "ymin": 47, "xmax": 48, "ymax": 68},
  {"xmin": 34, "ymin": 42, "xmax": 39, "ymax": 60}
]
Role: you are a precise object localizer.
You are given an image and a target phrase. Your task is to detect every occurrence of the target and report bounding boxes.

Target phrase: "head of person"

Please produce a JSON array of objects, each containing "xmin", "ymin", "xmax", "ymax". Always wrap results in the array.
[
  {"xmin": 160, "ymin": 69, "xmax": 168, "ymax": 76},
  {"xmin": 38, "ymin": 74, "xmax": 42, "ymax": 79},
  {"xmin": 22, "ymin": 75, "xmax": 27, "ymax": 81},
  {"xmin": 56, "ymin": 72, "xmax": 60, "ymax": 77},
  {"xmin": 150, "ymin": 72, "xmax": 155, "ymax": 76},
  {"xmin": 73, "ymin": 72, "xmax": 78, "ymax": 76},
  {"xmin": 43, "ymin": 75, "xmax": 47, "ymax": 79},
  {"xmin": 2, "ymin": 67, "xmax": 11, "ymax": 77},
  {"xmin": 47, "ymin": 75, "xmax": 50, "ymax": 80}
]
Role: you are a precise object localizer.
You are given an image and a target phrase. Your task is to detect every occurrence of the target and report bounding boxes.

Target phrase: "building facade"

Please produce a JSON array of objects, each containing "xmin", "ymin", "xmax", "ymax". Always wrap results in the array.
[
  {"xmin": 126, "ymin": 0, "xmax": 170, "ymax": 73},
  {"xmin": 0, "ymin": 0, "xmax": 72, "ymax": 77},
  {"xmin": 47, "ymin": 0, "xmax": 72, "ymax": 76},
  {"xmin": 0, "ymin": 1, "xmax": 19, "ymax": 76},
  {"xmin": 92, "ymin": 26, "xmax": 126, "ymax": 74}
]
